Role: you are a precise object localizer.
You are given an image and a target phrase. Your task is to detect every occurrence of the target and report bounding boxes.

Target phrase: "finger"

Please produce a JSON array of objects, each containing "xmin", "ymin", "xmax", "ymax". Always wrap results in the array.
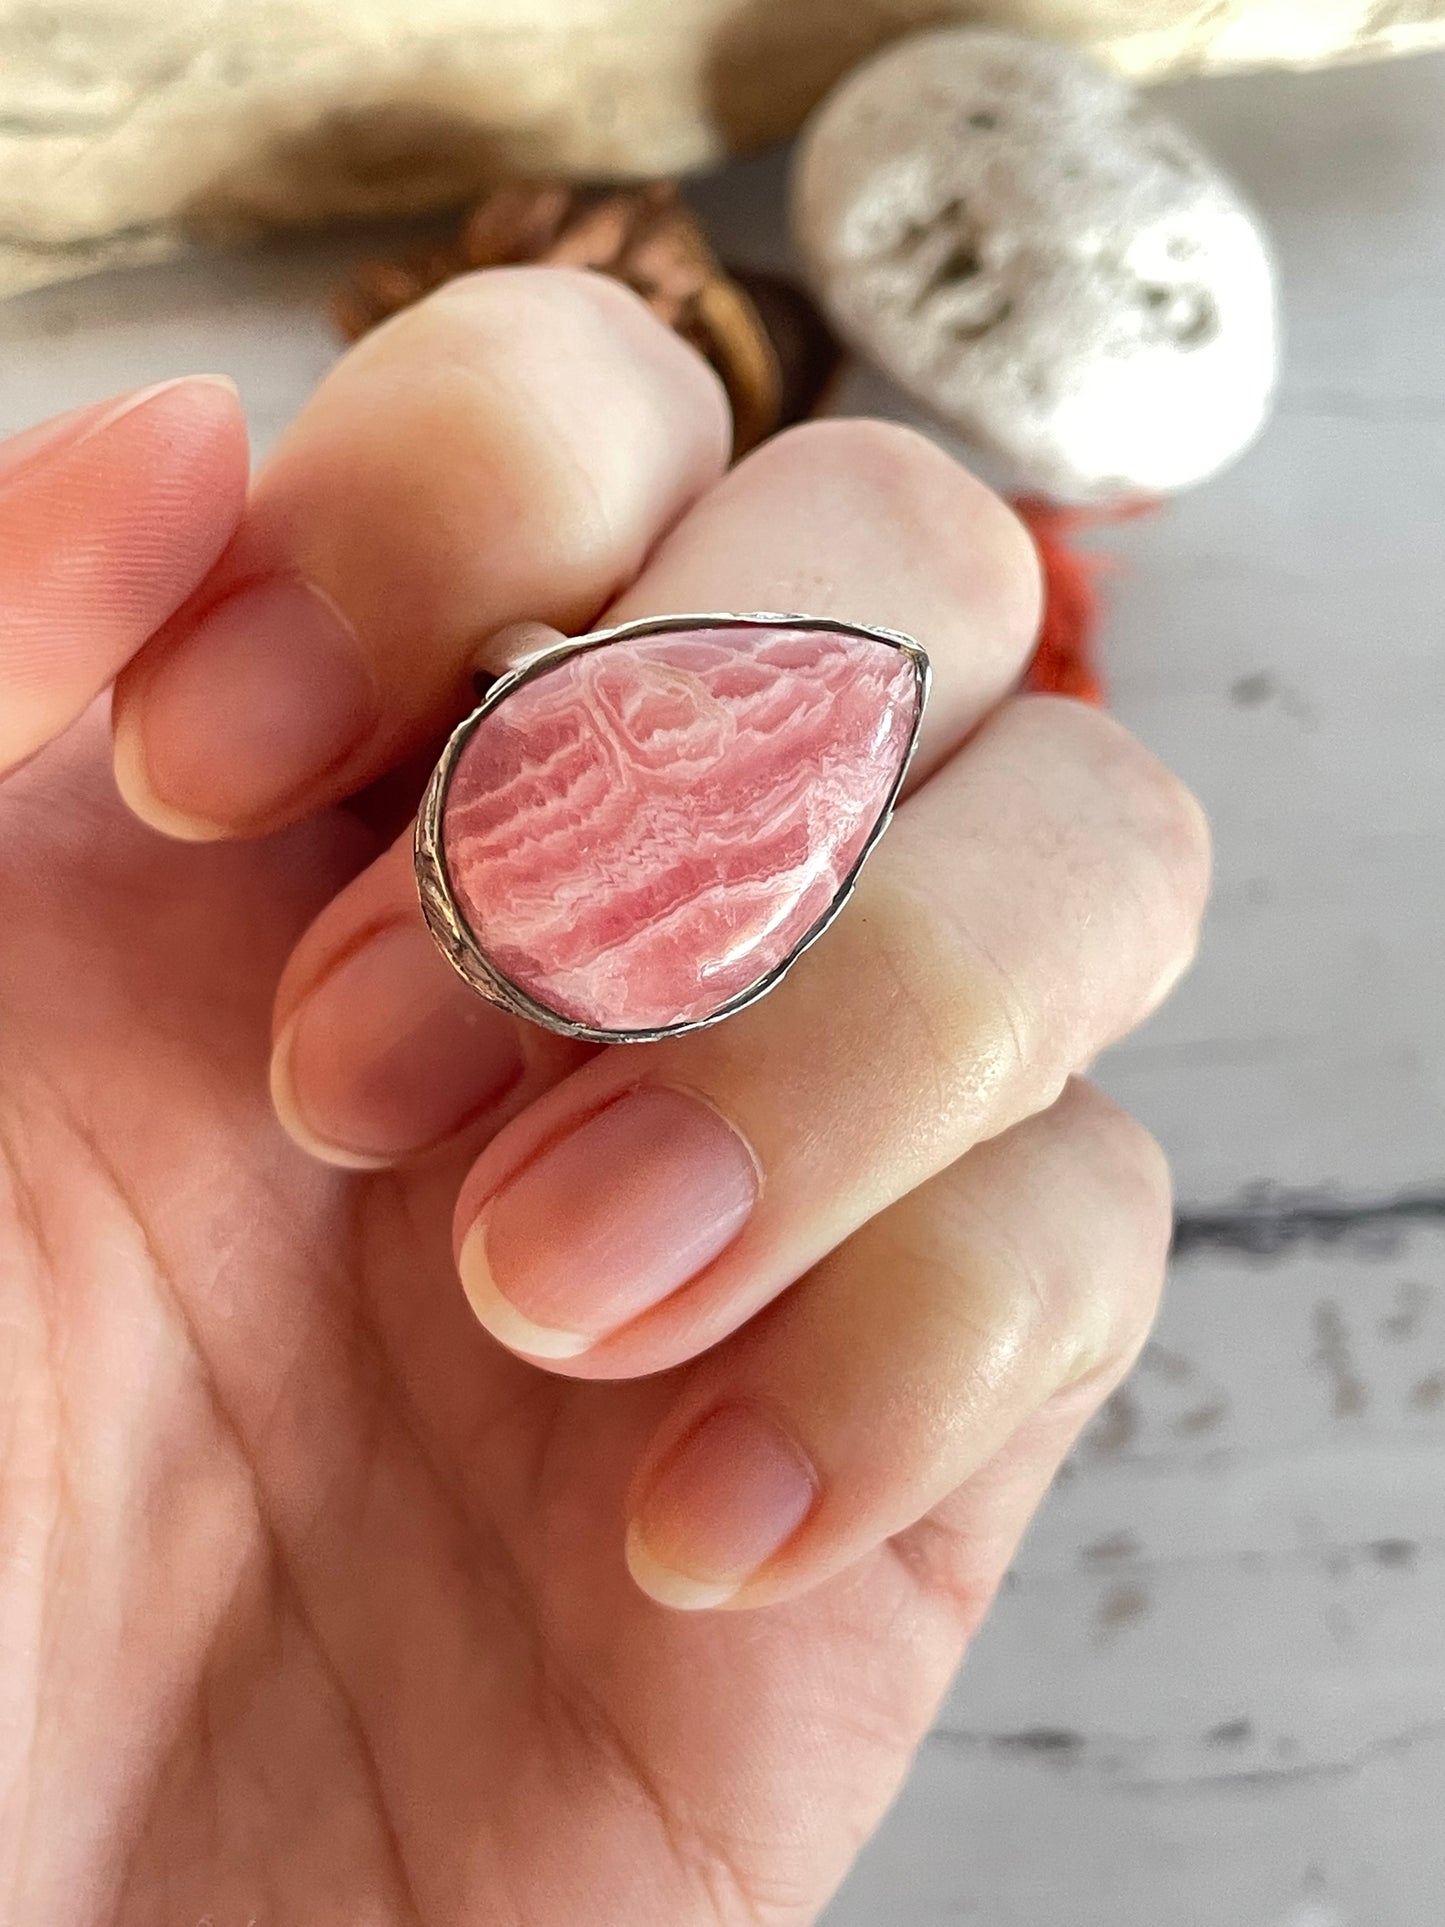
[
  {"xmin": 450, "ymin": 693, "xmax": 1207, "ymax": 1371},
  {"xmin": 111, "ymin": 268, "xmax": 731, "ymax": 840},
  {"xmin": 883, "ymin": 1360, "xmax": 1134, "ymax": 1649},
  {"xmin": 268, "ymin": 418, "xmax": 1041, "ymax": 1166},
  {"xmin": 603, "ymin": 417, "xmax": 1042, "ymax": 785},
  {"xmin": 0, "ymin": 377, "xmax": 247, "ymax": 776},
  {"xmin": 268, "ymin": 821, "xmax": 596, "ymax": 1171},
  {"xmin": 623, "ymin": 1079, "xmax": 1169, "ymax": 1610}
]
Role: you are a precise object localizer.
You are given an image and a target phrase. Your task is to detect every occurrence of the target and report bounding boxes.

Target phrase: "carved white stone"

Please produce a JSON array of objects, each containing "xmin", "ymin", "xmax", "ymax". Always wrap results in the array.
[
  {"xmin": 791, "ymin": 29, "xmax": 1281, "ymax": 500},
  {"xmin": 0, "ymin": 0, "xmax": 1440, "ymax": 300}
]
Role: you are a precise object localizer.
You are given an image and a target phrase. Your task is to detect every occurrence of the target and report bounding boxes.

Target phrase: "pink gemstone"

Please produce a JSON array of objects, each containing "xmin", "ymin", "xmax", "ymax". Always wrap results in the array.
[{"xmin": 439, "ymin": 622, "xmax": 922, "ymax": 1033}]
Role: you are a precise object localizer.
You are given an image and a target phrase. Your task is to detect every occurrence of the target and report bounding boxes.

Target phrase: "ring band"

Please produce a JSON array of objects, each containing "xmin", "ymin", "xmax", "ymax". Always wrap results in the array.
[{"xmin": 415, "ymin": 611, "xmax": 930, "ymax": 1044}]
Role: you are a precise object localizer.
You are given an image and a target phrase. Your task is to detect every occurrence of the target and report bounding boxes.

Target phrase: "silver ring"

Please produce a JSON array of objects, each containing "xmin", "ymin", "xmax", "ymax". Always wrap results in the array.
[{"xmin": 415, "ymin": 611, "xmax": 930, "ymax": 1044}]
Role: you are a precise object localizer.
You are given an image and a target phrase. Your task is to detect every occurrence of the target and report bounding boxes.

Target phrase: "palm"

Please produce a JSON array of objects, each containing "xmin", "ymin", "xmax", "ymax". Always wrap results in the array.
[{"xmin": 1, "ymin": 719, "xmax": 968, "ymax": 1927}]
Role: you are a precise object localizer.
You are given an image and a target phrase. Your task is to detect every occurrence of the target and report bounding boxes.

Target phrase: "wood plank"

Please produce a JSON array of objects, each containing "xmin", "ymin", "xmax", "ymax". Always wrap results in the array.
[{"xmin": 1093, "ymin": 53, "xmax": 1445, "ymax": 1202}]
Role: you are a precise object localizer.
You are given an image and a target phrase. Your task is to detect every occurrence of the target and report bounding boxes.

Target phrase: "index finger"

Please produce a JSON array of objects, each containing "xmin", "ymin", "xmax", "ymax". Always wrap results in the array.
[
  {"xmin": 0, "ymin": 376, "xmax": 247, "ymax": 777},
  {"xmin": 111, "ymin": 269, "xmax": 731, "ymax": 840}
]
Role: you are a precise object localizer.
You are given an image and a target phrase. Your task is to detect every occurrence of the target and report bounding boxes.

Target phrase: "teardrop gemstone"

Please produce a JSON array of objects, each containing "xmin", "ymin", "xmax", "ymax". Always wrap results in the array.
[{"xmin": 439, "ymin": 621, "xmax": 923, "ymax": 1033}]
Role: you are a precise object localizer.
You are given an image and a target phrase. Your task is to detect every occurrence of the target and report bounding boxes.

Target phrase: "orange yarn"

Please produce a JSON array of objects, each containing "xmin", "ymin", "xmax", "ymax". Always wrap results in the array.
[{"xmin": 1011, "ymin": 496, "xmax": 1159, "ymax": 708}]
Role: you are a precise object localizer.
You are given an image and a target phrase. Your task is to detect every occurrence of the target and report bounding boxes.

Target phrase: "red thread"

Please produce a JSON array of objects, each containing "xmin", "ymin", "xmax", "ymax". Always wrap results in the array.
[{"xmin": 1011, "ymin": 496, "xmax": 1159, "ymax": 708}]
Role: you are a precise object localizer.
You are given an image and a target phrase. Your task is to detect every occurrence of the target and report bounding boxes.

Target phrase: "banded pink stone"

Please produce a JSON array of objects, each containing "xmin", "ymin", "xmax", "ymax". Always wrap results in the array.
[{"xmin": 439, "ymin": 621, "xmax": 922, "ymax": 1033}]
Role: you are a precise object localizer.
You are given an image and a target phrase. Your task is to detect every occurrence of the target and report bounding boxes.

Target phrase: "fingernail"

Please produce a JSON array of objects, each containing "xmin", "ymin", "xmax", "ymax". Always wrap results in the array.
[
  {"xmin": 114, "ymin": 573, "xmax": 374, "ymax": 837},
  {"xmin": 627, "ymin": 1405, "xmax": 818, "ymax": 1610},
  {"xmin": 458, "ymin": 1086, "xmax": 759, "ymax": 1357},
  {"xmin": 271, "ymin": 921, "xmax": 526, "ymax": 1167},
  {"xmin": 0, "ymin": 375, "xmax": 237, "ymax": 492}
]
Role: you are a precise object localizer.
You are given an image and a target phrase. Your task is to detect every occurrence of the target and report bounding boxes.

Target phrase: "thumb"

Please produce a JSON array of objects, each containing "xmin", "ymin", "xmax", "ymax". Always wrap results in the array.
[{"xmin": 0, "ymin": 376, "xmax": 248, "ymax": 777}]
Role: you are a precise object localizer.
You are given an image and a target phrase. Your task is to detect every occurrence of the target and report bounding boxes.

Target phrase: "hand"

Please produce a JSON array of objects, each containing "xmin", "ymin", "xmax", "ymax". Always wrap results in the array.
[{"xmin": 0, "ymin": 270, "xmax": 1208, "ymax": 1926}]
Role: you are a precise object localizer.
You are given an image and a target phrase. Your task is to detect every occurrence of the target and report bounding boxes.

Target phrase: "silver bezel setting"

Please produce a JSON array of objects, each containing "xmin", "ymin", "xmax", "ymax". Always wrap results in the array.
[{"xmin": 415, "ymin": 610, "xmax": 931, "ymax": 1045}]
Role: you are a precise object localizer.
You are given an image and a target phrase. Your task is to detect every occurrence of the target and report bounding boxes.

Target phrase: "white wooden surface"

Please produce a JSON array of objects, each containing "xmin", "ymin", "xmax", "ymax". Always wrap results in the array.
[
  {"xmin": 828, "ymin": 52, "xmax": 1445, "ymax": 1927},
  {"xmin": 2, "ymin": 47, "xmax": 1443, "ymax": 1927}
]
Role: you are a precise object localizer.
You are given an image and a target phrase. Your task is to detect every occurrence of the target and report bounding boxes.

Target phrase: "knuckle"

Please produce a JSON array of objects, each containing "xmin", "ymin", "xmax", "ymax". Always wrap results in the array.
[
  {"xmin": 755, "ymin": 864, "xmax": 1028, "ymax": 1168},
  {"xmin": 833, "ymin": 414, "xmax": 1034, "ymax": 574},
  {"xmin": 760, "ymin": 414, "xmax": 954, "ymax": 484},
  {"xmin": 1116, "ymin": 723, "xmax": 1211, "ymax": 900},
  {"xmin": 1076, "ymin": 1094, "xmax": 1174, "ymax": 1351},
  {"xmin": 758, "ymin": 417, "xmax": 1038, "ymax": 586},
  {"xmin": 1137, "ymin": 753, "xmax": 1213, "ymax": 907},
  {"xmin": 1024, "ymin": 697, "xmax": 1213, "ymax": 926},
  {"xmin": 417, "ymin": 263, "xmax": 670, "ymax": 362},
  {"xmin": 1067, "ymin": 1081, "xmax": 1175, "ymax": 1236},
  {"xmin": 862, "ymin": 873, "xmax": 1038, "ymax": 1140},
  {"xmin": 775, "ymin": 415, "xmax": 973, "ymax": 501},
  {"xmin": 295, "ymin": 265, "xmax": 728, "ymax": 622},
  {"xmin": 1007, "ymin": 1082, "xmax": 1173, "ymax": 1375},
  {"xmin": 732, "ymin": 418, "xmax": 1042, "ymax": 666}
]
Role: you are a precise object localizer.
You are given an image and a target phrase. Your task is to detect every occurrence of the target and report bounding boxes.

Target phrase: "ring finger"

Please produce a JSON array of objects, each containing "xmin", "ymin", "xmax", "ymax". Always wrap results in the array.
[{"xmin": 447, "ymin": 687, "xmax": 1205, "ymax": 1375}]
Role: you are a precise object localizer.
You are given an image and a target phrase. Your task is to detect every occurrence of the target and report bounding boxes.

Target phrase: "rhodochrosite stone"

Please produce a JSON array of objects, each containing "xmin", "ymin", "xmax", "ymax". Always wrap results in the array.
[{"xmin": 439, "ymin": 622, "xmax": 921, "ymax": 1033}]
